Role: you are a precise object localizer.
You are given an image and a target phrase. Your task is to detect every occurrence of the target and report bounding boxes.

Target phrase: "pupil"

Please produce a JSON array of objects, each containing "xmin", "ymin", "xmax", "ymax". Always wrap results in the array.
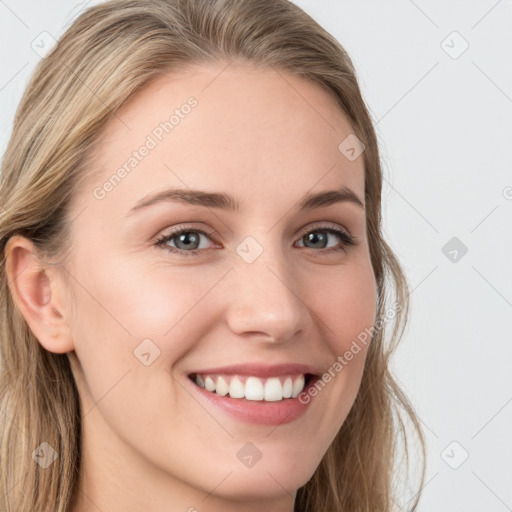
[
  {"xmin": 306, "ymin": 231, "xmax": 326, "ymax": 248},
  {"xmin": 178, "ymin": 232, "xmax": 199, "ymax": 250}
]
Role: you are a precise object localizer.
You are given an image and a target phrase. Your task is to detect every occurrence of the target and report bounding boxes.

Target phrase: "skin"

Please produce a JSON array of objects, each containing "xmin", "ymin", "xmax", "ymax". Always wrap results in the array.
[{"xmin": 6, "ymin": 62, "xmax": 377, "ymax": 512}]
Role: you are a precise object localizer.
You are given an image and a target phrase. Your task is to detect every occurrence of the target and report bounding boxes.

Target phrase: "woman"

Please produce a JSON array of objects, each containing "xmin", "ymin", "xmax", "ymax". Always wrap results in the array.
[{"xmin": 0, "ymin": 0, "xmax": 425, "ymax": 510}]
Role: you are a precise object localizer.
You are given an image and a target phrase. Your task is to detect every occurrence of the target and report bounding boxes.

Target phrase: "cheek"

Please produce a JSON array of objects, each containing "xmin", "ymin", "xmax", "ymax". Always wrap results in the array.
[
  {"xmin": 302, "ymin": 261, "xmax": 376, "ymax": 424},
  {"xmin": 71, "ymin": 253, "xmax": 218, "ymax": 350},
  {"xmin": 312, "ymin": 261, "xmax": 377, "ymax": 353},
  {"xmin": 66, "ymin": 257, "xmax": 211, "ymax": 444},
  {"xmin": 67, "ymin": 254, "xmax": 228, "ymax": 413}
]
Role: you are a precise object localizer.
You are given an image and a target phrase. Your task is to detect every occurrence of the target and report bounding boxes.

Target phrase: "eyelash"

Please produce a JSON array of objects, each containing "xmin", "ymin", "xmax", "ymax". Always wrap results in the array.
[{"xmin": 154, "ymin": 225, "xmax": 357, "ymax": 257}]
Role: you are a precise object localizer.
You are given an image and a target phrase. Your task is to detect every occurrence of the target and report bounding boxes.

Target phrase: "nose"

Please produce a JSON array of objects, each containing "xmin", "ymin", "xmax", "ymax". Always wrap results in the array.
[{"xmin": 224, "ymin": 240, "xmax": 309, "ymax": 344}]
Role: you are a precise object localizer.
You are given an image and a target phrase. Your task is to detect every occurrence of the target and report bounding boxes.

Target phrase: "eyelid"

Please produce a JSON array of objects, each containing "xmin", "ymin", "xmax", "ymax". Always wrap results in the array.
[
  {"xmin": 157, "ymin": 223, "xmax": 218, "ymax": 240},
  {"xmin": 296, "ymin": 221, "xmax": 351, "ymax": 238},
  {"xmin": 157, "ymin": 221, "xmax": 352, "ymax": 239}
]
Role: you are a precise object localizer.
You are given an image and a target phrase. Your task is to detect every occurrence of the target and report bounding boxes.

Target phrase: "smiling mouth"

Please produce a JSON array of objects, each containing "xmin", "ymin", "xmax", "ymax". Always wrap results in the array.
[{"xmin": 188, "ymin": 373, "xmax": 316, "ymax": 402}]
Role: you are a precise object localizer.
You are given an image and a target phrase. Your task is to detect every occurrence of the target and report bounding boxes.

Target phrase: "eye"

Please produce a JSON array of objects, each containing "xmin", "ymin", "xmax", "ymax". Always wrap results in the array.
[
  {"xmin": 154, "ymin": 226, "xmax": 216, "ymax": 256},
  {"xmin": 154, "ymin": 224, "xmax": 357, "ymax": 256},
  {"xmin": 295, "ymin": 226, "xmax": 357, "ymax": 253}
]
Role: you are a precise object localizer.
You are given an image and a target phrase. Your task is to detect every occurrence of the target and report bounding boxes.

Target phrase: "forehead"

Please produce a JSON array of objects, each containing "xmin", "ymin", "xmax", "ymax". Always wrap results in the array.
[{"xmin": 77, "ymin": 62, "xmax": 365, "ymax": 219}]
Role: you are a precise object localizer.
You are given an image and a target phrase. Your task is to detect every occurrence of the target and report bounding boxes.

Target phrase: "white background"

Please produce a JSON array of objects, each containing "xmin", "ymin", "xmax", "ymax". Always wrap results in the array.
[{"xmin": 1, "ymin": 1, "xmax": 511, "ymax": 510}]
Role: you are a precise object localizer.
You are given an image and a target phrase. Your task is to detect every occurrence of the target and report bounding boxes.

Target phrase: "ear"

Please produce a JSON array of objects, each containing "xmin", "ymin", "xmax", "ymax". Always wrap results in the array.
[{"xmin": 4, "ymin": 234, "xmax": 75, "ymax": 354}]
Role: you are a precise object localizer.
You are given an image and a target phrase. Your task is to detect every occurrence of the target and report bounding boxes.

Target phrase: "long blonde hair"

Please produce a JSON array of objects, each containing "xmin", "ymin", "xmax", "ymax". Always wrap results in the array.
[{"xmin": 0, "ymin": 0, "xmax": 425, "ymax": 510}]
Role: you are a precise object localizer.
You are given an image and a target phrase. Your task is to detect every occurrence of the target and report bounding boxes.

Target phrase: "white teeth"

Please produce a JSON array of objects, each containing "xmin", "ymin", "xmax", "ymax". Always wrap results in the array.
[
  {"xmin": 282, "ymin": 377, "xmax": 293, "ymax": 398},
  {"xmin": 264, "ymin": 377, "xmax": 283, "ymax": 401},
  {"xmin": 194, "ymin": 373, "xmax": 307, "ymax": 401},
  {"xmin": 215, "ymin": 376, "xmax": 229, "ymax": 396},
  {"xmin": 204, "ymin": 376, "xmax": 215, "ymax": 392},
  {"xmin": 245, "ymin": 376, "xmax": 264, "ymax": 400},
  {"xmin": 291, "ymin": 374, "xmax": 305, "ymax": 398},
  {"xmin": 228, "ymin": 376, "xmax": 245, "ymax": 398}
]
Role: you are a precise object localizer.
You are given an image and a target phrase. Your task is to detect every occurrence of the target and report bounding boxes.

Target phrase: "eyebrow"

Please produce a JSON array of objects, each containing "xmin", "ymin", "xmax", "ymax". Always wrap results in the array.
[{"xmin": 126, "ymin": 185, "xmax": 364, "ymax": 216}]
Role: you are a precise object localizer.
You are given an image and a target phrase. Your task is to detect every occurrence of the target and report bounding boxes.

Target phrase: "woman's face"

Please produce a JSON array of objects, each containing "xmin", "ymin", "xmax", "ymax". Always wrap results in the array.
[{"xmin": 62, "ymin": 62, "xmax": 377, "ymax": 508}]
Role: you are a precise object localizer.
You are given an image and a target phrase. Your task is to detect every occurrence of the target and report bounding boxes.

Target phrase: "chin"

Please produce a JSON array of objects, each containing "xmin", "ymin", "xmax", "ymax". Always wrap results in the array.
[{"xmin": 207, "ymin": 455, "xmax": 317, "ymax": 501}]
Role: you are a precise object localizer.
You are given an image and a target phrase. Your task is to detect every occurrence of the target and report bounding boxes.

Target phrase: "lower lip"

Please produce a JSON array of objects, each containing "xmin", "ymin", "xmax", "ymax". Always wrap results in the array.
[{"xmin": 188, "ymin": 376, "xmax": 317, "ymax": 426}]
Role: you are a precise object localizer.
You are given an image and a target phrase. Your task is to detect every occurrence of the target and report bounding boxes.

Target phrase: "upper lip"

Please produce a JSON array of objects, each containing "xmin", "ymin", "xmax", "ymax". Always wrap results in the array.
[{"xmin": 188, "ymin": 363, "xmax": 321, "ymax": 378}]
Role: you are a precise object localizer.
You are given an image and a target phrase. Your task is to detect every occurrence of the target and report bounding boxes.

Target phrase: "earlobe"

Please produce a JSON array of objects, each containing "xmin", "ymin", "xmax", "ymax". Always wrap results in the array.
[{"xmin": 4, "ymin": 235, "xmax": 75, "ymax": 354}]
